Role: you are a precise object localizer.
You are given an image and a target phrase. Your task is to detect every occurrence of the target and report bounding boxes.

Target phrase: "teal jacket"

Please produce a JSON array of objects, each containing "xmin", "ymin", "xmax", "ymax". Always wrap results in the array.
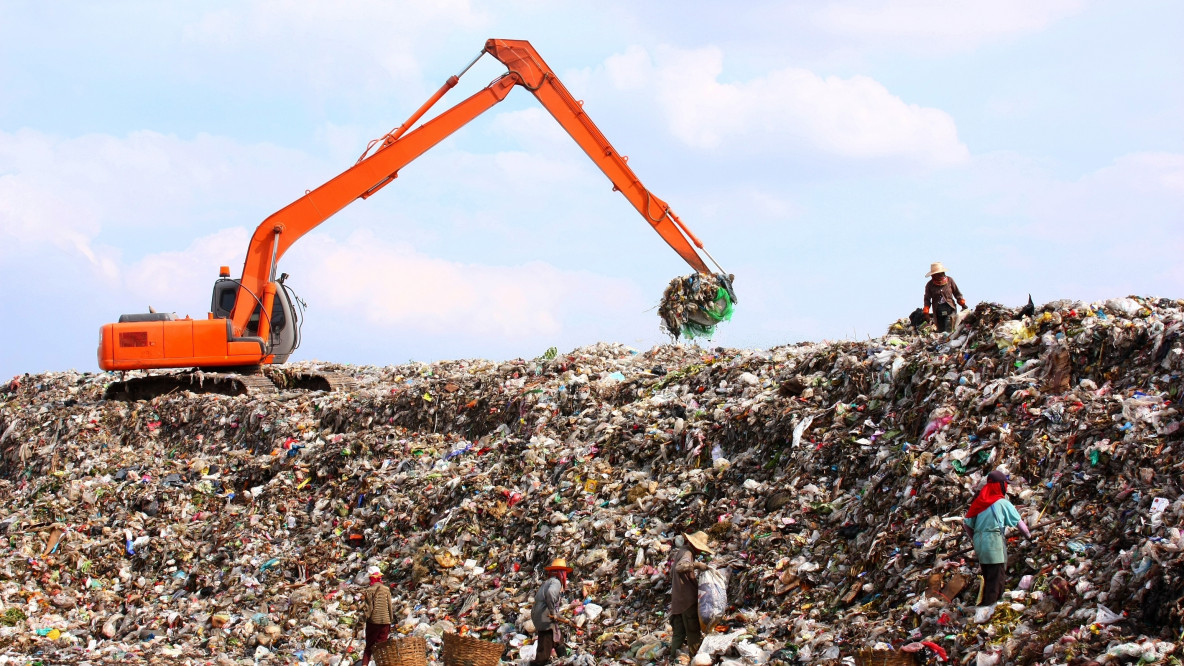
[{"xmin": 964, "ymin": 498, "xmax": 1021, "ymax": 564}]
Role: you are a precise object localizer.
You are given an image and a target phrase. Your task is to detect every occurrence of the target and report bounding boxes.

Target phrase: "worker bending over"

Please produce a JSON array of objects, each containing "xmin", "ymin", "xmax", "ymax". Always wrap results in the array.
[
  {"xmin": 531, "ymin": 558, "xmax": 574, "ymax": 665},
  {"xmin": 923, "ymin": 262, "xmax": 968, "ymax": 333}
]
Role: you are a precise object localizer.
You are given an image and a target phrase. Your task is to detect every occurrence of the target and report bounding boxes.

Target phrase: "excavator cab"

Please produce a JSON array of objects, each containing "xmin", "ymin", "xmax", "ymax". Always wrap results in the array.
[
  {"xmin": 210, "ymin": 273, "xmax": 300, "ymax": 364},
  {"xmin": 98, "ymin": 268, "xmax": 302, "ymax": 373}
]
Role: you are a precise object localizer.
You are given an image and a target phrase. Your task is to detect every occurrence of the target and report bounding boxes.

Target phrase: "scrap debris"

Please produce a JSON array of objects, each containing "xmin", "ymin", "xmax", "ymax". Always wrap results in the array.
[
  {"xmin": 0, "ymin": 295, "xmax": 1181, "ymax": 665},
  {"xmin": 658, "ymin": 273, "xmax": 736, "ymax": 339}
]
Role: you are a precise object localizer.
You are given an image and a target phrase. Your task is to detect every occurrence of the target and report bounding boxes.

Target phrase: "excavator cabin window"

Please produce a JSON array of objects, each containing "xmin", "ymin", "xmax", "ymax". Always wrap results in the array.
[{"xmin": 212, "ymin": 280, "xmax": 285, "ymax": 337}]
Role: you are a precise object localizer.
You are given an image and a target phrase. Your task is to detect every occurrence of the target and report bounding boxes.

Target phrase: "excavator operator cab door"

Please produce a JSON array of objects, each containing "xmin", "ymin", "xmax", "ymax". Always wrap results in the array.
[{"xmin": 210, "ymin": 279, "xmax": 299, "ymax": 363}]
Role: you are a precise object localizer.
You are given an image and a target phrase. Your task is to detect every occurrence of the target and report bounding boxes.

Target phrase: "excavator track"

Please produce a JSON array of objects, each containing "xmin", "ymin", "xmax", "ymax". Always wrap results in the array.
[
  {"xmin": 102, "ymin": 367, "xmax": 359, "ymax": 401},
  {"xmin": 103, "ymin": 370, "xmax": 278, "ymax": 401},
  {"xmin": 263, "ymin": 369, "xmax": 358, "ymax": 393}
]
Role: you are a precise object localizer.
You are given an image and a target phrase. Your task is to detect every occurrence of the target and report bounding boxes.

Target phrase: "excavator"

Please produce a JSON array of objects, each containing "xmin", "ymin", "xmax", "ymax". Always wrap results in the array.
[{"xmin": 98, "ymin": 39, "xmax": 734, "ymax": 400}]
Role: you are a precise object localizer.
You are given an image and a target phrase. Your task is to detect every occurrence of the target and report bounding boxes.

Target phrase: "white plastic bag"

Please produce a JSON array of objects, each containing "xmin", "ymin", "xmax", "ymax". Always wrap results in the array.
[
  {"xmin": 1094, "ymin": 604, "xmax": 1123, "ymax": 625},
  {"xmin": 697, "ymin": 567, "xmax": 728, "ymax": 631},
  {"xmin": 975, "ymin": 650, "xmax": 1000, "ymax": 666},
  {"xmin": 698, "ymin": 629, "xmax": 745, "ymax": 657}
]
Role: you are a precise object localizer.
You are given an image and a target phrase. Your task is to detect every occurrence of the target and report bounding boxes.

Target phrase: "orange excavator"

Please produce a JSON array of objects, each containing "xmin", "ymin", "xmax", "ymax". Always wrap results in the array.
[{"xmin": 98, "ymin": 39, "xmax": 733, "ymax": 400}]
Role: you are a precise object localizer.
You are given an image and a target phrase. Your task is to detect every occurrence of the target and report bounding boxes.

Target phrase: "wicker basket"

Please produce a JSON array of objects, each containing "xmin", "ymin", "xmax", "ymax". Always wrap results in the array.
[
  {"xmin": 853, "ymin": 649, "xmax": 917, "ymax": 666},
  {"xmin": 372, "ymin": 635, "xmax": 428, "ymax": 666},
  {"xmin": 442, "ymin": 632, "xmax": 504, "ymax": 666}
]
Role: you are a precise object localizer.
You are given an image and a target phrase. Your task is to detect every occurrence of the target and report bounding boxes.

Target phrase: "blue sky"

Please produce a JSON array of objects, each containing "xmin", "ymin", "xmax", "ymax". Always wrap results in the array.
[{"xmin": 1, "ymin": 0, "xmax": 1181, "ymax": 377}]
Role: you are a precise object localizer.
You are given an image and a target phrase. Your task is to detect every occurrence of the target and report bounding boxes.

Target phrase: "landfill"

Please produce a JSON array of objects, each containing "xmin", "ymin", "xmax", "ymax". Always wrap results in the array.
[{"xmin": 0, "ymin": 295, "xmax": 1181, "ymax": 665}]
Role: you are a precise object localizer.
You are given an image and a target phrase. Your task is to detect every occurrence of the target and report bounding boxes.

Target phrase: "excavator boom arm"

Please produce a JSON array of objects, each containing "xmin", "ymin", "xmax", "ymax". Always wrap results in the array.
[
  {"xmin": 230, "ymin": 38, "xmax": 715, "ymax": 336},
  {"xmin": 484, "ymin": 39, "xmax": 711, "ymax": 275},
  {"xmin": 230, "ymin": 73, "xmax": 518, "ymax": 332}
]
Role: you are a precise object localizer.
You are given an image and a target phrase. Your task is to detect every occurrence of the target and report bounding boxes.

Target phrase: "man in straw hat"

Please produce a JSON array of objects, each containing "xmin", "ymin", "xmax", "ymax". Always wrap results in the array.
[
  {"xmin": 358, "ymin": 565, "xmax": 395, "ymax": 666},
  {"xmin": 669, "ymin": 531, "xmax": 714, "ymax": 662},
  {"xmin": 531, "ymin": 557, "xmax": 574, "ymax": 665},
  {"xmin": 923, "ymin": 262, "xmax": 968, "ymax": 333}
]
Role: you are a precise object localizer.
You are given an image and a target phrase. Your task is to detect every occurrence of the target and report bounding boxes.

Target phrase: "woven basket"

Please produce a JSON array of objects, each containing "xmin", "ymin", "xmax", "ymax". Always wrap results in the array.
[
  {"xmin": 442, "ymin": 632, "xmax": 503, "ymax": 666},
  {"xmin": 372, "ymin": 635, "xmax": 428, "ymax": 666},
  {"xmin": 853, "ymin": 649, "xmax": 917, "ymax": 666}
]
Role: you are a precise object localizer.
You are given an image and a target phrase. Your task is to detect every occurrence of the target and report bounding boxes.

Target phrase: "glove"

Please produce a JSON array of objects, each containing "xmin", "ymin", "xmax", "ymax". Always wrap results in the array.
[
  {"xmin": 922, "ymin": 306, "xmax": 930, "ymax": 315},
  {"xmin": 958, "ymin": 300, "xmax": 968, "ymax": 311},
  {"xmin": 694, "ymin": 561, "xmax": 708, "ymax": 572}
]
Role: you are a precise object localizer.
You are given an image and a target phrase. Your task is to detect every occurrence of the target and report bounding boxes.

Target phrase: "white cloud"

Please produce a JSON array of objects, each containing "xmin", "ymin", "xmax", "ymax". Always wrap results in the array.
[
  {"xmin": 941, "ymin": 151, "xmax": 1184, "ymax": 300},
  {"xmin": 122, "ymin": 227, "xmax": 250, "ymax": 313},
  {"xmin": 285, "ymin": 230, "xmax": 643, "ymax": 339},
  {"xmin": 595, "ymin": 45, "xmax": 968, "ymax": 167},
  {"xmin": 182, "ymin": 0, "xmax": 489, "ymax": 94},
  {"xmin": 0, "ymin": 128, "xmax": 320, "ymax": 265},
  {"xmin": 489, "ymin": 108, "xmax": 574, "ymax": 152},
  {"xmin": 814, "ymin": 0, "xmax": 1085, "ymax": 52},
  {"xmin": 967, "ymin": 151, "xmax": 1184, "ymax": 236}
]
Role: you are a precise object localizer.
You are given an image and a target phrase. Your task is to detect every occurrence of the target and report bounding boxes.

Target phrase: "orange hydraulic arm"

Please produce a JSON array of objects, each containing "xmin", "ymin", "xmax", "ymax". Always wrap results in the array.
[{"xmin": 230, "ymin": 38, "xmax": 722, "ymax": 340}]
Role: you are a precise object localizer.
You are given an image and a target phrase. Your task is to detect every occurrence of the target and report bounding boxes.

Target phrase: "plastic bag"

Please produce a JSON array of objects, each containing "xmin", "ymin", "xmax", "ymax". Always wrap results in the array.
[
  {"xmin": 975, "ymin": 651, "xmax": 1000, "ymax": 666},
  {"xmin": 992, "ymin": 320, "xmax": 1036, "ymax": 350},
  {"xmin": 697, "ymin": 567, "xmax": 728, "ymax": 631},
  {"xmin": 791, "ymin": 414, "xmax": 815, "ymax": 448},
  {"xmin": 698, "ymin": 629, "xmax": 745, "ymax": 657},
  {"xmin": 1094, "ymin": 604, "xmax": 1123, "ymax": 625}
]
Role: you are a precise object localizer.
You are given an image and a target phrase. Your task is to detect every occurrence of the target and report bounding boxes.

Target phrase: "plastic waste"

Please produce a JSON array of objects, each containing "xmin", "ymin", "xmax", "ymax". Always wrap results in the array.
[
  {"xmin": 0, "ymin": 296, "xmax": 1180, "ymax": 664},
  {"xmin": 697, "ymin": 567, "xmax": 728, "ymax": 631}
]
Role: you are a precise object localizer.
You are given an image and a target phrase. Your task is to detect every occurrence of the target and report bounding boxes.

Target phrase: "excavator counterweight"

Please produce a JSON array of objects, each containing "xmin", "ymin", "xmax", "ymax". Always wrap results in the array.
[{"xmin": 98, "ymin": 39, "xmax": 729, "ymax": 400}]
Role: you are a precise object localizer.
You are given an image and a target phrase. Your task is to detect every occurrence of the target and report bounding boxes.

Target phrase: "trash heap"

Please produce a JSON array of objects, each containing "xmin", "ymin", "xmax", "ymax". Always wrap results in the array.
[
  {"xmin": 658, "ymin": 273, "xmax": 736, "ymax": 339},
  {"xmin": 0, "ymin": 295, "xmax": 1181, "ymax": 665}
]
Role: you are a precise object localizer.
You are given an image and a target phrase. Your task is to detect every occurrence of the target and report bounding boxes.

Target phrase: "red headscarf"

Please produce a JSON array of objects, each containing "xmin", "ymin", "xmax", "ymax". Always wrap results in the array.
[{"xmin": 965, "ymin": 470, "xmax": 1008, "ymax": 519}]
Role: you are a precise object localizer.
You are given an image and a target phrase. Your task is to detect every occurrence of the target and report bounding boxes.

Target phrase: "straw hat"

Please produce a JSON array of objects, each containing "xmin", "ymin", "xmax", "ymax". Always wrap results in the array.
[
  {"xmin": 925, "ymin": 261, "xmax": 947, "ymax": 277},
  {"xmin": 684, "ymin": 531, "xmax": 714, "ymax": 554},
  {"xmin": 544, "ymin": 557, "xmax": 573, "ymax": 573}
]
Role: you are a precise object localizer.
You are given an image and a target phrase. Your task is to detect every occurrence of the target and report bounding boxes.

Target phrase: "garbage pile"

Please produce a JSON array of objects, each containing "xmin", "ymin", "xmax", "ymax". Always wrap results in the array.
[
  {"xmin": 0, "ymin": 295, "xmax": 1181, "ymax": 665},
  {"xmin": 658, "ymin": 273, "xmax": 736, "ymax": 339}
]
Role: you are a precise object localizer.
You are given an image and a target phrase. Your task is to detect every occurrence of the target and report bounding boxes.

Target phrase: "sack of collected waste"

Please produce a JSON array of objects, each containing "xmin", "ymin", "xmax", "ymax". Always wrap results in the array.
[
  {"xmin": 697, "ymin": 567, "xmax": 728, "ymax": 631},
  {"xmin": 658, "ymin": 273, "xmax": 735, "ymax": 339}
]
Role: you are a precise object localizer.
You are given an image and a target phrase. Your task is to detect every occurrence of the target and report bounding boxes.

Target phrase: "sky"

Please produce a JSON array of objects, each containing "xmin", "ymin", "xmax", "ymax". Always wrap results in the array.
[{"xmin": 1, "ymin": 0, "xmax": 1182, "ymax": 377}]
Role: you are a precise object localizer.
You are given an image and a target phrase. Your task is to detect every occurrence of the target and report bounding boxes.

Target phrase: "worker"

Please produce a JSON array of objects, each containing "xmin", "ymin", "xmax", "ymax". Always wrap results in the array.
[
  {"xmin": 359, "ymin": 565, "xmax": 395, "ymax": 666},
  {"xmin": 531, "ymin": 558, "xmax": 574, "ymax": 665},
  {"xmin": 923, "ymin": 262, "xmax": 968, "ymax": 333},
  {"xmin": 669, "ymin": 531, "xmax": 713, "ymax": 660},
  {"xmin": 963, "ymin": 470, "xmax": 1030, "ymax": 606}
]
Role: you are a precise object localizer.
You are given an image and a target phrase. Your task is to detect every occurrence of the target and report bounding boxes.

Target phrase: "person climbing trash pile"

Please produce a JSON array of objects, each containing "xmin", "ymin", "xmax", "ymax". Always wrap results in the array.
[
  {"xmin": 923, "ymin": 261, "xmax": 967, "ymax": 333},
  {"xmin": 962, "ymin": 469, "xmax": 1030, "ymax": 607}
]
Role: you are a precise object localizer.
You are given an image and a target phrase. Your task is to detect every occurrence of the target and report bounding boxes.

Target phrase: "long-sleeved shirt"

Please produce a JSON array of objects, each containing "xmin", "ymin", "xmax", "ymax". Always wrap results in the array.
[
  {"xmin": 531, "ymin": 577, "xmax": 564, "ymax": 631},
  {"xmin": 670, "ymin": 548, "xmax": 698, "ymax": 614},
  {"xmin": 363, "ymin": 583, "xmax": 395, "ymax": 625},
  {"xmin": 924, "ymin": 277, "xmax": 964, "ymax": 311},
  {"xmin": 963, "ymin": 498, "xmax": 1022, "ymax": 565}
]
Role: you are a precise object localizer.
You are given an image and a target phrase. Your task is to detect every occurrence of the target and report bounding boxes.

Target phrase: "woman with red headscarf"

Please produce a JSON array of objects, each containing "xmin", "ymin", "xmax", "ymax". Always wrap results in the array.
[{"xmin": 963, "ymin": 469, "xmax": 1030, "ymax": 605}]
